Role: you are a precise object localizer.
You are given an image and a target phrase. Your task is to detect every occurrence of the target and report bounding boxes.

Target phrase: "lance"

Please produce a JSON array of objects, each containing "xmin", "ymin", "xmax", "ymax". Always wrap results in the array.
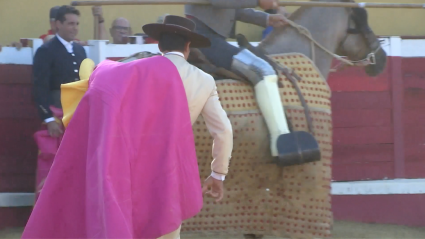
[{"xmin": 71, "ymin": 0, "xmax": 425, "ymax": 9}]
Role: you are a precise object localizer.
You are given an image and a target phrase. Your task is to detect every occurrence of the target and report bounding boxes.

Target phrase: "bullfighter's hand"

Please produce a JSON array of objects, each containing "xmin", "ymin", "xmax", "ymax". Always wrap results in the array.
[
  {"xmin": 202, "ymin": 176, "xmax": 224, "ymax": 202},
  {"xmin": 268, "ymin": 14, "xmax": 289, "ymax": 28},
  {"xmin": 47, "ymin": 121, "xmax": 63, "ymax": 138},
  {"xmin": 258, "ymin": 0, "xmax": 279, "ymax": 10}
]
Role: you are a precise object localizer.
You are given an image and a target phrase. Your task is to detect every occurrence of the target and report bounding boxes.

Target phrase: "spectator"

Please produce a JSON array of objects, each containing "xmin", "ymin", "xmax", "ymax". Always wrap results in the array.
[
  {"xmin": 109, "ymin": 17, "xmax": 132, "ymax": 44},
  {"xmin": 39, "ymin": 6, "xmax": 60, "ymax": 41},
  {"xmin": 91, "ymin": 6, "xmax": 131, "ymax": 44}
]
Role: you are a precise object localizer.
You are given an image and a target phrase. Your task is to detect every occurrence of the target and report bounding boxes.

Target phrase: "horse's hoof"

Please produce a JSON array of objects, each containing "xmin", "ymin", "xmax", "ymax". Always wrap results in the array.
[{"xmin": 243, "ymin": 234, "xmax": 264, "ymax": 239}]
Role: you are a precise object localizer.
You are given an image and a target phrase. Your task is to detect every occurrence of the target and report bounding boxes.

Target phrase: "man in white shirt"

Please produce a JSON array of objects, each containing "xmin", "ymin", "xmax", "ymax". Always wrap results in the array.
[
  {"xmin": 142, "ymin": 15, "xmax": 233, "ymax": 238},
  {"xmin": 144, "ymin": 14, "xmax": 233, "ymax": 202},
  {"xmin": 33, "ymin": 5, "xmax": 86, "ymax": 135},
  {"xmin": 32, "ymin": 5, "xmax": 86, "ymax": 202}
]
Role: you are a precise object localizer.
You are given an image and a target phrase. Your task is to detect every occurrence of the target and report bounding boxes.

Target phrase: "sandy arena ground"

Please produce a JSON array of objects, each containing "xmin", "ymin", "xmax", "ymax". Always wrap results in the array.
[{"xmin": 1, "ymin": 221, "xmax": 424, "ymax": 239}]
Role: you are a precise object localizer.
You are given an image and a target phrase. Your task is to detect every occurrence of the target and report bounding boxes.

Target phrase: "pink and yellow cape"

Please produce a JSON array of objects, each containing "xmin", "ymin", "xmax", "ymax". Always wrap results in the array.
[{"xmin": 22, "ymin": 56, "xmax": 203, "ymax": 239}]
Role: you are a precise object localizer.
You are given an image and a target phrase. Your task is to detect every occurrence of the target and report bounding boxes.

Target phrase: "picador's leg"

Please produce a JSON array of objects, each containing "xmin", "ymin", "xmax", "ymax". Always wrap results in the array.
[
  {"xmin": 231, "ymin": 49, "xmax": 290, "ymax": 157},
  {"xmin": 190, "ymin": 18, "xmax": 291, "ymax": 158}
]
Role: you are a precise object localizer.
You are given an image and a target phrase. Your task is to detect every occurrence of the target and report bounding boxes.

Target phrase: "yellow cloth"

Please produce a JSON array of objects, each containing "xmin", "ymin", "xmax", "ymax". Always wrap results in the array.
[{"xmin": 60, "ymin": 58, "xmax": 95, "ymax": 128}]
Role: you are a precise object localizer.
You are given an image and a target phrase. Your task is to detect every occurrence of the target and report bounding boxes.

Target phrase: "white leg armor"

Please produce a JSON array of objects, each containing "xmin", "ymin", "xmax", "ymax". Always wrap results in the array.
[{"xmin": 231, "ymin": 49, "xmax": 290, "ymax": 157}]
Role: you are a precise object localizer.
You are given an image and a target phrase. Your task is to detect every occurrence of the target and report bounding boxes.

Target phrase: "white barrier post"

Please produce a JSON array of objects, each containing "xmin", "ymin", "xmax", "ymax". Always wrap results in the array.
[
  {"xmin": 29, "ymin": 38, "xmax": 43, "ymax": 58},
  {"xmin": 389, "ymin": 36, "xmax": 402, "ymax": 57},
  {"xmin": 87, "ymin": 40, "xmax": 109, "ymax": 65}
]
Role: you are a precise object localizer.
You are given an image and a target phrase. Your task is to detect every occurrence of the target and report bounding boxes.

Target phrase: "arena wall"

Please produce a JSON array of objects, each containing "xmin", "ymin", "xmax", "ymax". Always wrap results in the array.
[{"xmin": 0, "ymin": 37, "xmax": 424, "ymax": 228}]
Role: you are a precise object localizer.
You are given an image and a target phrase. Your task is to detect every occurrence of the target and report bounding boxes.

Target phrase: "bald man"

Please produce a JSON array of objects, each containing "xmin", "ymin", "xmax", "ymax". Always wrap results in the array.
[
  {"xmin": 109, "ymin": 17, "xmax": 132, "ymax": 44},
  {"xmin": 92, "ymin": 6, "xmax": 132, "ymax": 44}
]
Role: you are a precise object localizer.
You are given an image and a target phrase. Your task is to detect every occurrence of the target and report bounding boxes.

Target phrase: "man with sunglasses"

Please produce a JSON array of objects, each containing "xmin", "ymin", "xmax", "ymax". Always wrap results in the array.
[
  {"xmin": 109, "ymin": 17, "xmax": 132, "ymax": 44},
  {"xmin": 90, "ymin": 5, "xmax": 132, "ymax": 44}
]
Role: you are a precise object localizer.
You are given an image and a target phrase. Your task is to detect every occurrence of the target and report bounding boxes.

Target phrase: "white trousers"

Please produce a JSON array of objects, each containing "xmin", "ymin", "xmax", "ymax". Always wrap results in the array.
[{"xmin": 156, "ymin": 225, "xmax": 181, "ymax": 239}]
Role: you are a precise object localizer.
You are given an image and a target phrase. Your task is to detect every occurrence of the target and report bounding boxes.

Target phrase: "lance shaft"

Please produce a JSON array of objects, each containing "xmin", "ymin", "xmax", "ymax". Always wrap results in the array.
[{"xmin": 71, "ymin": 0, "xmax": 425, "ymax": 9}]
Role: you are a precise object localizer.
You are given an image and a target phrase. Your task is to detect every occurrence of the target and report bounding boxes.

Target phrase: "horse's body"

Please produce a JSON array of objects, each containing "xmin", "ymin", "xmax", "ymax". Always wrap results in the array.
[
  {"xmin": 185, "ymin": 53, "xmax": 334, "ymax": 239},
  {"xmin": 189, "ymin": 0, "xmax": 386, "ymax": 81},
  {"xmin": 120, "ymin": 1, "xmax": 387, "ymax": 238}
]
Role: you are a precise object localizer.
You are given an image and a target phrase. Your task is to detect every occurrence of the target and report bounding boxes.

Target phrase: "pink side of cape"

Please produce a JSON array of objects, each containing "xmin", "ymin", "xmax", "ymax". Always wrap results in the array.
[
  {"xmin": 22, "ymin": 56, "xmax": 203, "ymax": 239},
  {"xmin": 33, "ymin": 107, "xmax": 63, "ymax": 202}
]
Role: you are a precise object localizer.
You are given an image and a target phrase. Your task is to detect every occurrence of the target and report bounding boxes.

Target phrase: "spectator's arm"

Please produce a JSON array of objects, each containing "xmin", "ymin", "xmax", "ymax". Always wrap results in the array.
[
  {"xmin": 0, "ymin": 42, "xmax": 23, "ymax": 51},
  {"xmin": 92, "ymin": 6, "xmax": 109, "ymax": 41},
  {"xmin": 98, "ymin": 21, "xmax": 108, "ymax": 41},
  {"xmin": 10, "ymin": 42, "xmax": 22, "ymax": 50}
]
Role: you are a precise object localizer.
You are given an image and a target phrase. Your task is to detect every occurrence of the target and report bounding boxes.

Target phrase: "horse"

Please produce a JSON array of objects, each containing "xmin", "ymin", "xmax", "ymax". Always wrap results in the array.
[{"xmin": 119, "ymin": 0, "xmax": 387, "ymax": 238}]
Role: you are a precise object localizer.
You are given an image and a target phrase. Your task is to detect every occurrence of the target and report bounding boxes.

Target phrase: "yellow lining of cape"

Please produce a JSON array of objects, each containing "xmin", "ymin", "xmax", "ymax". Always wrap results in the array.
[{"xmin": 60, "ymin": 58, "xmax": 95, "ymax": 128}]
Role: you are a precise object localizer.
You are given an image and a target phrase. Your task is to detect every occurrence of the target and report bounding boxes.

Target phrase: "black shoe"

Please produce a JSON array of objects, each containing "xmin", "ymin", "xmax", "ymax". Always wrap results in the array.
[{"xmin": 274, "ymin": 131, "xmax": 321, "ymax": 167}]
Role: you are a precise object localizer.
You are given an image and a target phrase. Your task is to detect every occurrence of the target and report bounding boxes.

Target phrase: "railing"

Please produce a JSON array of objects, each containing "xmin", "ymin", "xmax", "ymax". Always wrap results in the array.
[
  {"xmin": 2, "ymin": 37, "xmax": 415, "ymax": 65},
  {"xmin": 1, "ymin": 36, "xmax": 425, "ymax": 208}
]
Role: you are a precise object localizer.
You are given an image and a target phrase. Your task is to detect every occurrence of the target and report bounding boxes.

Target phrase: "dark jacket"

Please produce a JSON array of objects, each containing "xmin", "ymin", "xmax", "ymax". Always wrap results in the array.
[{"xmin": 33, "ymin": 36, "xmax": 86, "ymax": 121}]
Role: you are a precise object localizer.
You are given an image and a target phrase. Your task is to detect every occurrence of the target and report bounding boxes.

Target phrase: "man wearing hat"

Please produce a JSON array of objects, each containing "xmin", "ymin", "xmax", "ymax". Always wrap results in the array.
[
  {"xmin": 22, "ymin": 15, "xmax": 232, "ymax": 239},
  {"xmin": 185, "ymin": 0, "xmax": 293, "ymax": 161}
]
